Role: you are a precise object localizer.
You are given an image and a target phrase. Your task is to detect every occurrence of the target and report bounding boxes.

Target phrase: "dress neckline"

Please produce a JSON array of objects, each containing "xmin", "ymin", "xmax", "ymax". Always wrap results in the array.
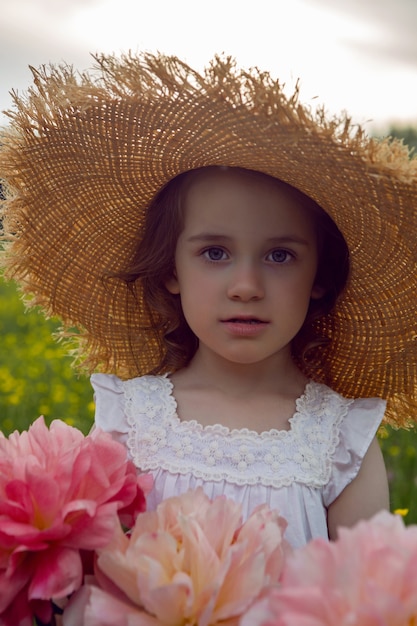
[{"xmin": 162, "ymin": 374, "xmax": 315, "ymax": 437}]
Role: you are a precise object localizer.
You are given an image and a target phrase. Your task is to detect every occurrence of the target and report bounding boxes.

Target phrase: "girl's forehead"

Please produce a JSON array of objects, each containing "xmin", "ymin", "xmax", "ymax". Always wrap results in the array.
[
  {"xmin": 184, "ymin": 166, "xmax": 280, "ymax": 193},
  {"xmin": 184, "ymin": 168, "xmax": 314, "ymax": 213},
  {"xmin": 181, "ymin": 169, "xmax": 318, "ymax": 240},
  {"xmin": 183, "ymin": 167, "xmax": 313, "ymax": 214}
]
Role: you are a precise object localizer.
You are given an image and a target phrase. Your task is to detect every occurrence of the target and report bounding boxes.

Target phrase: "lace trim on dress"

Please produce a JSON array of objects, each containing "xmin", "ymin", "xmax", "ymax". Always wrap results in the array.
[{"xmin": 124, "ymin": 375, "xmax": 354, "ymax": 488}]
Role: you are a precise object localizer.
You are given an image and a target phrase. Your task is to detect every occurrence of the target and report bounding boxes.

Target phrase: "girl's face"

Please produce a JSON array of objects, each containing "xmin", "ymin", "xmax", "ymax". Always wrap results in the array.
[{"xmin": 166, "ymin": 168, "xmax": 323, "ymax": 370}]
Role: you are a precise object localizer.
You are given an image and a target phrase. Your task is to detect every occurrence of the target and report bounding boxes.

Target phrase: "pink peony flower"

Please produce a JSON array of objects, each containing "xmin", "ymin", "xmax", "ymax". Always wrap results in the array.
[
  {"xmin": 63, "ymin": 488, "xmax": 289, "ymax": 626},
  {"xmin": 241, "ymin": 511, "xmax": 417, "ymax": 626},
  {"xmin": 0, "ymin": 416, "xmax": 152, "ymax": 625}
]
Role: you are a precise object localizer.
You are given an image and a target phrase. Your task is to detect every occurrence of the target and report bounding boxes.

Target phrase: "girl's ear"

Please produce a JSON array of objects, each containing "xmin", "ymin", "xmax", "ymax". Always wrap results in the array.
[
  {"xmin": 311, "ymin": 283, "xmax": 326, "ymax": 300},
  {"xmin": 165, "ymin": 273, "xmax": 180, "ymax": 294}
]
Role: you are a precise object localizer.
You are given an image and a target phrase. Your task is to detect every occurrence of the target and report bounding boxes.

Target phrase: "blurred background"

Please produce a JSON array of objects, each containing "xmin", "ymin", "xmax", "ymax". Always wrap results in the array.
[
  {"xmin": 1, "ymin": 0, "xmax": 416, "ymax": 520},
  {"xmin": 2, "ymin": 0, "xmax": 417, "ymax": 131}
]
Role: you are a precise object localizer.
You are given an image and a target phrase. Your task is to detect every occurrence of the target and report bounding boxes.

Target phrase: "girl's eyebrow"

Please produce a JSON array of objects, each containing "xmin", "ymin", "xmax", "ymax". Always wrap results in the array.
[{"xmin": 186, "ymin": 233, "xmax": 310, "ymax": 246}]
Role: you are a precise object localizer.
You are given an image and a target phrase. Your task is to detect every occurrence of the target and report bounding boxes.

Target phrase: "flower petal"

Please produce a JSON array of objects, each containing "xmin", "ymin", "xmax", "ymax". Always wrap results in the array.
[
  {"xmin": 28, "ymin": 546, "xmax": 82, "ymax": 599},
  {"xmin": 63, "ymin": 585, "xmax": 159, "ymax": 626}
]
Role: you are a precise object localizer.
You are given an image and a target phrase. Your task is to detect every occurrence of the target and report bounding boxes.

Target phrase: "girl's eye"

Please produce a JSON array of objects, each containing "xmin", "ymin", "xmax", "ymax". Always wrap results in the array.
[
  {"xmin": 268, "ymin": 249, "xmax": 292, "ymax": 263},
  {"xmin": 203, "ymin": 247, "xmax": 227, "ymax": 261}
]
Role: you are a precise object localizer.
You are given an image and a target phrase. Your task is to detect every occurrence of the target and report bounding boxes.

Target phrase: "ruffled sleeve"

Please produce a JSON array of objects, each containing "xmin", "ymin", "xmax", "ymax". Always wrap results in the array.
[
  {"xmin": 322, "ymin": 397, "xmax": 387, "ymax": 507},
  {"xmin": 90, "ymin": 373, "xmax": 129, "ymax": 448}
]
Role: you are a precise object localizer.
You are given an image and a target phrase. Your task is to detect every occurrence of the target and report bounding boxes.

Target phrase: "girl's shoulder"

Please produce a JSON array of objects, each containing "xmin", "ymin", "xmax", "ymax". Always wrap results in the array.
[
  {"xmin": 91, "ymin": 372, "xmax": 171, "ymax": 434},
  {"xmin": 290, "ymin": 381, "xmax": 386, "ymax": 461},
  {"xmin": 301, "ymin": 381, "xmax": 386, "ymax": 451},
  {"xmin": 312, "ymin": 383, "xmax": 387, "ymax": 506},
  {"xmin": 296, "ymin": 380, "xmax": 386, "ymax": 424}
]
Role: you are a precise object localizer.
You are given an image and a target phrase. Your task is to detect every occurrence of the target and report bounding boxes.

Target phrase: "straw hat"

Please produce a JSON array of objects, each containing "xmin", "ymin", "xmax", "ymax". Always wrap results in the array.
[{"xmin": 1, "ymin": 52, "xmax": 416, "ymax": 427}]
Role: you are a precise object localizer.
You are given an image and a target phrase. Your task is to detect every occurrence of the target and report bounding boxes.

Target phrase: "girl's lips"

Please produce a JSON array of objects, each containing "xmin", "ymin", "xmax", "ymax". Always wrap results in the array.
[
  {"xmin": 221, "ymin": 318, "xmax": 269, "ymax": 336},
  {"xmin": 222, "ymin": 316, "xmax": 268, "ymax": 323}
]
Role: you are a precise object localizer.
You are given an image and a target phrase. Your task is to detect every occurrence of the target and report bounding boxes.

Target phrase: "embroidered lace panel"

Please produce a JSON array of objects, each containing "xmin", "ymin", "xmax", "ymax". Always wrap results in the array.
[{"xmin": 124, "ymin": 375, "xmax": 353, "ymax": 488}]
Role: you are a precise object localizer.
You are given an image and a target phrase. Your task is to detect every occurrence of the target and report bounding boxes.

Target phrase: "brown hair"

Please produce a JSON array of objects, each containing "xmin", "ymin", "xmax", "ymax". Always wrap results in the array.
[{"xmin": 118, "ymin": 167, "xmax": 350, "ymax": 374}]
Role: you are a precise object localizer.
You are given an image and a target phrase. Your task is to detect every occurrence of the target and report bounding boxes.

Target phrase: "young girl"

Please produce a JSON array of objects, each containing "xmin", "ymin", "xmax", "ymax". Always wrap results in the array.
[{"xmin": 1, "ymin": 52, "xmax": 416, "ymax": 548}]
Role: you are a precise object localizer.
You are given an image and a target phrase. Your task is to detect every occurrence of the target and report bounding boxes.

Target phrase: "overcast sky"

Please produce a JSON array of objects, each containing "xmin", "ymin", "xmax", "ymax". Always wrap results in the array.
[{"xmin": 1, "ymin": 0, "xmax": 417, "ymax": 133}]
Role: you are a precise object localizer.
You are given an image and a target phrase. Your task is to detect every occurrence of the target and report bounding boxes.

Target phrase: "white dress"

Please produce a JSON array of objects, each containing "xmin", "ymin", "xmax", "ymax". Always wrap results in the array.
[{"xmin": 91, "ymin": 373, "xmax": 386, "ymax": 548}]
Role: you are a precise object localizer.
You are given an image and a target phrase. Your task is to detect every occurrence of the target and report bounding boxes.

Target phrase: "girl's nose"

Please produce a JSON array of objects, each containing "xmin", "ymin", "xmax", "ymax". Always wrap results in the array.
[{"xmin": 227, "ymin": 263, "xmax": 265, "ymax": 301}]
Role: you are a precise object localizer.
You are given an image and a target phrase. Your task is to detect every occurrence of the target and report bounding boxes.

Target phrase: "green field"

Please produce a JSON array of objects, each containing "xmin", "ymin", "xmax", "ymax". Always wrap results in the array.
[
  {"xmin": 1, "ymin": 276, "xmax": 416, "ymax": 522},
  {"xmin": 0, "ymin": 276, "xmax": 94, "ymax": 435}
]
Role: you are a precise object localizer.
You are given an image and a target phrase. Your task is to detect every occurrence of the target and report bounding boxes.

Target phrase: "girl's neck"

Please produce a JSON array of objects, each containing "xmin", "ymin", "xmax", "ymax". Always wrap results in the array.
[{"xmin": 172, "ymin": 345, "xmax": 308, "ymax": 399}]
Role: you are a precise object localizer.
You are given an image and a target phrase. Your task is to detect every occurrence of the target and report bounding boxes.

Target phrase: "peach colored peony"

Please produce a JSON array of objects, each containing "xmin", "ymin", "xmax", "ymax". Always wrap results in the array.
[
  {"xmin": 0, "ymin": 416, "xmax": 152, "ymax": 626},
  {"xmin": 63, "ymin": 488, "xmax": 289, "ymax": 626},
  {"xmin": 241, "ymin": 511, "xmax": 417, "ymax": 626}
]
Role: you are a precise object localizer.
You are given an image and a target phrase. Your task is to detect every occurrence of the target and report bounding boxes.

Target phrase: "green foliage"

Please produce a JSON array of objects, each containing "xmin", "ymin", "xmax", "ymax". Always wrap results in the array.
[
  {"xmin": 0, "ymin": 276, "xmax": 94, "ymax": 435},
  {"xmin": 1, "ymin": 276, "xmax": 417, "ymax": 523},
  {"xmin": 379, "ymin": 426, "xmax": 417, "ymax": 524}
]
